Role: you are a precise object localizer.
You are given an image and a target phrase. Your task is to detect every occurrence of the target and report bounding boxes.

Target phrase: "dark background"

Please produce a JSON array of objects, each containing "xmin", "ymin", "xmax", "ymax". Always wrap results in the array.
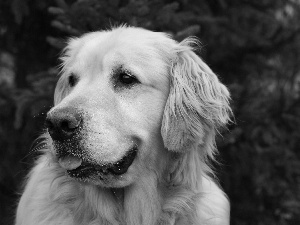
[{"xmin": 1, "ymin": 0, "xmax": 300, "ymax": 224}]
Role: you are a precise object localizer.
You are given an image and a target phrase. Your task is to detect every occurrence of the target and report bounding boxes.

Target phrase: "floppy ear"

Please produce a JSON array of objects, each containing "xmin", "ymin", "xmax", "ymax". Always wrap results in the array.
[{"xmin": 161, "ymin": 39, "xmax": 232, "ymax": 152}]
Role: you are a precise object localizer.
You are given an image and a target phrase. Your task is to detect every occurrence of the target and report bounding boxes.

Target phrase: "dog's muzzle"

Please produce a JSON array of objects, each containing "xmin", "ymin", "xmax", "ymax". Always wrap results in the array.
[{"xmin": 45, "ymin": 107, "xmax": 138, "ymax": 178}]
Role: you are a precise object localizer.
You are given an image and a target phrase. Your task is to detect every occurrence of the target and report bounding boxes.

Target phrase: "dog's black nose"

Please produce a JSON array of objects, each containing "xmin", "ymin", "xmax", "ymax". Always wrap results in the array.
[{"xmin": 45, "ymin": 107, "xmax": 82, "ymax": 141}]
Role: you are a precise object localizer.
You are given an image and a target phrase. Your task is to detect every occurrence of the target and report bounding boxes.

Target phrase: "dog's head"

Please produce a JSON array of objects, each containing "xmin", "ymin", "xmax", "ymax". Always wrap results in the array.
[{"xmin": 46, "ymin": 26, "xmax": 231, "ymax": 188}]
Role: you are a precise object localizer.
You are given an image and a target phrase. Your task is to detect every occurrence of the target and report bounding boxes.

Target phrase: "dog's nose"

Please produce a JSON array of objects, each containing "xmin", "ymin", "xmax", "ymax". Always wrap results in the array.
[{"xmin": 45, "ymin": 107, "xmax": 82, "ymax": 141}]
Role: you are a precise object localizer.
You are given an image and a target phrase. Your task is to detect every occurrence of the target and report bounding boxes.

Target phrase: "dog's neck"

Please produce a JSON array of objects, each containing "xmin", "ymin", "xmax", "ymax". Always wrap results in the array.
[
  {"xmin": 106, "ymin": 150, "xmax": 203, "ymax": 225},
  {"xmin": 49, "ymin": 147, "xmax": 204, "ymax": 225}
]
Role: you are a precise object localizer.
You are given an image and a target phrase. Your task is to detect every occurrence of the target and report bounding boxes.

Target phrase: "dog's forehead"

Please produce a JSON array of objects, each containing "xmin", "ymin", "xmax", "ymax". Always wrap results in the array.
[
  {"xmin": 77, "ymin": 27, "xmax": 171, "ymax": 55},
  {"xmin": 65, "ymin": 28, "xmax": 174, "ymax": 80}
]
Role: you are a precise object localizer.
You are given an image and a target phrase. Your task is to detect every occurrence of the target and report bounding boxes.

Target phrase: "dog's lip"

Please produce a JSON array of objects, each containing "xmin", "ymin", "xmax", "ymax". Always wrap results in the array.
[
  {"xmin": 107, "ymin": 147, "xmax": 137, "ymax": 175},
  {"xmin": 65, "ymin": 146, "xmax": 138, "ymax": 178}
]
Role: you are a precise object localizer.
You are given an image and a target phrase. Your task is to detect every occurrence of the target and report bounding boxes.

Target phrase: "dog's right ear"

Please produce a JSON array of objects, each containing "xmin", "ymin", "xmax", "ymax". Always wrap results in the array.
[{"xmin": 161, "ymin": 38, "xmax": 232, "ymax": 153}]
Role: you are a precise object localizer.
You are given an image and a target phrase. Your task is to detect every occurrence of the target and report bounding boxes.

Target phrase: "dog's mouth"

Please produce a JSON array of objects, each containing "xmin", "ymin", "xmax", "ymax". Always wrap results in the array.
[{"xmin": 58, "ymin": 146, "xmax": 138, "ymax": 179}]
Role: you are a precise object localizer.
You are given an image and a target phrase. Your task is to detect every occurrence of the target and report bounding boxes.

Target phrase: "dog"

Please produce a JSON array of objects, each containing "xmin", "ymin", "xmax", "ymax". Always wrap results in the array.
[{"xmin": 16, "ymin": 26, "xmax": 232, "ymax": 225}]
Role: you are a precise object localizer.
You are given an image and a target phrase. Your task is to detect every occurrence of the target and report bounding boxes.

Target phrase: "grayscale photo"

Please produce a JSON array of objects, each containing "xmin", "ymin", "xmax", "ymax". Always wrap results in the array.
[{"xmin": 0, "ymin": 1, "xmax": 299, "ymax": 225}]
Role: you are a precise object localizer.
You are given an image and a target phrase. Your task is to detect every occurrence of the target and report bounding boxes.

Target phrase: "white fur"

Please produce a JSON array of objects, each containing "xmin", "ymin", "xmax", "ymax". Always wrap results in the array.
[{"xmin": 16, "ymin": 26, "xmax": 231, "ymax": 225}]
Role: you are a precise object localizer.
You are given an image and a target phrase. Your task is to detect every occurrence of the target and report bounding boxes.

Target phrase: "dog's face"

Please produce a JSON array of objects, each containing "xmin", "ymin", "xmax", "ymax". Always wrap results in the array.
[
  {"xmin": 46, "ymin": 28, "xmax": 172, "ymax": 187},
  {"xmin": 46, "ymin": 27, "xmax": 231, "ymax": 188}
]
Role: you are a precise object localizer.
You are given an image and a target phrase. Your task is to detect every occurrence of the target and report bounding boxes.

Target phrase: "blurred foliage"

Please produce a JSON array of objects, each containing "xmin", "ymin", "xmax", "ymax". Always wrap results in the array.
[{"xmin": 0, "ymin": 0, "xmax": 300, "ymax": 224}]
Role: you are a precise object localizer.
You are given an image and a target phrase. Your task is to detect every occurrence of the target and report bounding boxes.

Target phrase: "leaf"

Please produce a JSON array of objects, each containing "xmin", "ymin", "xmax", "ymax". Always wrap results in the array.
[{"xmin": 11, "ymin": 0, "xmax": 29, "ymax": 24}]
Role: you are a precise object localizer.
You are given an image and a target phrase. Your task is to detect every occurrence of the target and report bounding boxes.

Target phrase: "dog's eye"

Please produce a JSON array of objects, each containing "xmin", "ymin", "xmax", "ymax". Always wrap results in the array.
[
  {"xmin": 119, "ymin": 72, "xmax": 138, "ymax": 85},
  {"xmin": 68, "ymin": 74, "xmax": 78, "ymax": 87}
]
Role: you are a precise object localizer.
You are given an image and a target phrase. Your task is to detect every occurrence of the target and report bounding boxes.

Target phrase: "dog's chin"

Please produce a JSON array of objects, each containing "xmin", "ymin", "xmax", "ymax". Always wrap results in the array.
[{"xmin": 58, "ymin": 146, "xmax": 138, "ymax": 187}]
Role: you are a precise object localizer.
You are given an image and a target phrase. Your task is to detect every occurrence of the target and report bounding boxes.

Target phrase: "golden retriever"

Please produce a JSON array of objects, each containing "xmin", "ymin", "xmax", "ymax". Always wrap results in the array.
[{"xmin": 16, "ymin": 26, "xmax": 232, "ymax": 225}]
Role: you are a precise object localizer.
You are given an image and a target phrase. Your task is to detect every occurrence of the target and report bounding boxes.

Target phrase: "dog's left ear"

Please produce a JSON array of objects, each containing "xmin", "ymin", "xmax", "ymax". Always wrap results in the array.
[
  {"xmin": 54, "ymin": 75, "xmax": 69, "ymax": 105},
  {"xmin": 161, "ymin": 39, "xmax": 232, "ymax": 152}
]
